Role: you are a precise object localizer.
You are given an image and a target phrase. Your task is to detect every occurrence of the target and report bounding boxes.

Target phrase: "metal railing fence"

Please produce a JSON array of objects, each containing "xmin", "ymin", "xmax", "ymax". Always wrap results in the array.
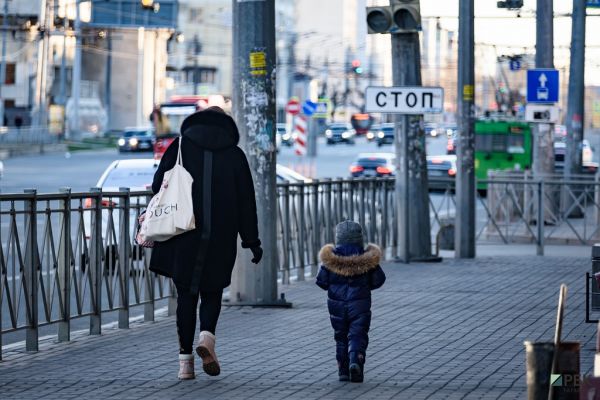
[
  {"xmin": 2, "ymin": 175, "xmax": 599, "ymax": 356},
  {"xmin": 0, "ymin": 126, "xmax": 58, "ymax": 145}
]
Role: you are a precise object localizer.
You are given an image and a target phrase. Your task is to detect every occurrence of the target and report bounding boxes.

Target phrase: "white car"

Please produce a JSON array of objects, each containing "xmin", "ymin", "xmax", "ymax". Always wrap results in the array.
[{"xmin": 0, "ymin": 160, "xmax": 4, "ymax": 179}]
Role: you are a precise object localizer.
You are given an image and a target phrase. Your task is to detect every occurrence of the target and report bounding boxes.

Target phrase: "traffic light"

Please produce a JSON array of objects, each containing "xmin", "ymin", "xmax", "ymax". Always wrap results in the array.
[
  {"xmin": 351, "ymin": 59, "xmax": 363, "ymax": 74},
  {"xmin": 366, "ymin": 0, "xmax": 421, "ymax": 34}
]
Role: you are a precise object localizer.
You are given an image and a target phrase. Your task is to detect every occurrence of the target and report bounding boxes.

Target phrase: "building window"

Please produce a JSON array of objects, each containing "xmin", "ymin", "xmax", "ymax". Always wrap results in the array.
[
  {"xmin": 183, "ymin": 66, "xmax": 217, "ymax": 85},
  {"xmin": 5, "ymin": 63, "xmax": 15, "ymax": 84}
]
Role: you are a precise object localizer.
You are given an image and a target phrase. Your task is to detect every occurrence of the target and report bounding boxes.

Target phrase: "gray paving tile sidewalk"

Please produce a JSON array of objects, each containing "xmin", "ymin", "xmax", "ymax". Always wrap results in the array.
[{"xmin": 0, "ymin": 255, "xmax": 595, "ymax": 399}]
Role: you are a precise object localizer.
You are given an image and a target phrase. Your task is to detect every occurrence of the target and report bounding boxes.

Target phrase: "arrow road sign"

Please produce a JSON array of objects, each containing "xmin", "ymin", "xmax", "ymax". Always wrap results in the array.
[
  {"xmin": 527, "ymin": 69, "xmax": 559, "ymax": 104},
  {"xmin": 365, "ymin": 86, "xmax": 444, "ymax": 114}
]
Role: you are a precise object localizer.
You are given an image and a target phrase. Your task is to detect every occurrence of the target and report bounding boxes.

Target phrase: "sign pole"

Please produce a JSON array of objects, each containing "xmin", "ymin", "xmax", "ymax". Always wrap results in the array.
[
  {"xmin": 390, "ymin": 28, "xmax": 433, "ymax": 262},
  {"xmin": 456, "ymin": 0, "xmax": 476, "ymax": 258},
  {"xmin": 532, "ymin": 0, "xmax": 555, "ymax": 182}
]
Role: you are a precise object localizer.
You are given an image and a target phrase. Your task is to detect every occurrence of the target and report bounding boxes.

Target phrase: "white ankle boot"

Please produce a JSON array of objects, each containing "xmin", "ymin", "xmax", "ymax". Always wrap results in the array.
[
  {"xmin": 196, "ymin": 331, "xmax": 221, "ymax": 376},
  {"xmin": 178, "ymin": 353, "xmax": 195, "ymax": 380}
]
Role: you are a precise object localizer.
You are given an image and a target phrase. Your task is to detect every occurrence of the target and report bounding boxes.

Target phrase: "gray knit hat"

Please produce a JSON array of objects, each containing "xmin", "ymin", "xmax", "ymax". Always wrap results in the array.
[{"xmin": 335, "ymin": 220, "xmax": 364, "ymax": 248}]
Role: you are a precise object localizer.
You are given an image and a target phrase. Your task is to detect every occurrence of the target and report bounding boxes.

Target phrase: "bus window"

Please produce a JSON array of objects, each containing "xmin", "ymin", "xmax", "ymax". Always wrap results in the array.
[
  {"xmin": 491, "ymin": 134, "xmax": 506, "ymax": 152},
  {"xmin": 475, "ymin": 134, "xmax": 493, "ymax": 152},
  {"xmin": 507, "ymin": 134, "xmax": 525, "ymax": 154}
]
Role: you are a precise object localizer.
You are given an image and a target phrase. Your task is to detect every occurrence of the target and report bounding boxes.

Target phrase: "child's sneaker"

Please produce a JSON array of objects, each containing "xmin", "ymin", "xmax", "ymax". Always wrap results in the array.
[
  {"xmin": 338, "ymin": 359, "xmax": 349, "ymax": 381},
  {"xmin": 178, "ymin": 354, "xmax": 195, "ymax": 380},
  {"xmin": 349, "ymin": 352, "xmax": 364, "ymax": 383}
]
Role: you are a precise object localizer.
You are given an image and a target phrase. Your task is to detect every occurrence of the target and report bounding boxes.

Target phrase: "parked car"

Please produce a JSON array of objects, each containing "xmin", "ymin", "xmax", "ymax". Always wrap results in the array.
[
  {"xmin": 117, "ymin": 127, "xmax": 155, "ymax": 153},
  {"xmin": 153, "ymin": 133, "xmax": 179, "ymax": 160},
  {"xmin": 325, "ymin": 123, "xmax": 356, "ymax": 145},
  {"xmin": 84, "ymin": 159, "xmax": 160, "ymax": 273},
  {"xmin": 276, "ymin": 164, "xmax": 311, "ymax": 183},
  {"xmin": 427, "ymin": 155, "xmax": 457, "ymax": 190},
  {"xmin": 350, "ymin": 153, "xmax": 395, "ymax": 178},
  {"xmin": 376, "ymin": 123, "xmax": 395, "ymax": 147}
]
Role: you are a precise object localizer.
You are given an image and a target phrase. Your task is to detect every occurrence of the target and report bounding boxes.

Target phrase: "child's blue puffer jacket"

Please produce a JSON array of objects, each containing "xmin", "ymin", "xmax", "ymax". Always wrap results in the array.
[{"xmin": 316, "ymin": 243, "xmax": 386, "ymax": 354}]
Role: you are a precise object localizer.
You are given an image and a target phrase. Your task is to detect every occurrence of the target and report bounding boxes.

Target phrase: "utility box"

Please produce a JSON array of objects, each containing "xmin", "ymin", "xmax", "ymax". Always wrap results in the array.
[{"xmin": 593, "ymin": 244, "xmax": 600, "ymax": 310}]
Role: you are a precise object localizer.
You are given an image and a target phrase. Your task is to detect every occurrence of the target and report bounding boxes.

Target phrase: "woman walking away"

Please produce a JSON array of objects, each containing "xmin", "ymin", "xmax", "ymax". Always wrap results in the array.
[
  {"xmin": 149, "ymin": 107, "xmax": 263, "ymax": 380},
  {"xmin": 316, "ymin": 221, "xmax": 386, "ymax": 383}
]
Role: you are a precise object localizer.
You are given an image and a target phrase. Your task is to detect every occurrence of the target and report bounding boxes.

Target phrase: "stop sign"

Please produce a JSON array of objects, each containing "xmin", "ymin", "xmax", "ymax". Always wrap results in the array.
[{"xmin": 286, "ymin": 99, "xmax": 300, "ymax": 115}]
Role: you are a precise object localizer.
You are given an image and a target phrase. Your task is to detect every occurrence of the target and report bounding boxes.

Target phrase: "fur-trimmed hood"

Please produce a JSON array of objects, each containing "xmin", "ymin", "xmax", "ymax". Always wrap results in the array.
[{"xmin": 319, "ymin": 244, "xmax": 381, "ymax": 277}]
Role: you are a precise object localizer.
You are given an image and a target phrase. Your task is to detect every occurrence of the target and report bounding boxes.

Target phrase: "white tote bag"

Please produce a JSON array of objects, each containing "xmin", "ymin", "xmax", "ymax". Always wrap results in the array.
[{"xmin": 139, "ymin": 138, "xmax": 195, "ymax": 242}]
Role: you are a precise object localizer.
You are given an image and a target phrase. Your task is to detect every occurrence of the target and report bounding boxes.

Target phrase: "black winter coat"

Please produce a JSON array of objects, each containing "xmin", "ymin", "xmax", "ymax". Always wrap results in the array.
[
  {"xmin": 149, "ymin": 110, "xmax": 260, "ymax": 292},
  {"xmin": 316, "ymin": 244, "xmax": 386, "ymax": 355}
]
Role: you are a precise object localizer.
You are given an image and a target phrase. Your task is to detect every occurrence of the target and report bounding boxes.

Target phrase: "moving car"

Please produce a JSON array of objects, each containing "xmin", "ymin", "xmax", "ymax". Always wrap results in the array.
[
  {"xmin": 277, "ymin": 123, "xmax": 294, "ymax": 146},
  {"xmin": 427, "ymin": 155, "xmax": 457, "ymax": 190},
  {"xmin": 117, "ymin": 127, "xmax": 155, "ymax": 153},
  {"xmin": 349, "ymin": 153, "xmax": 395, "ymax": 178},
  {"xmin": 366, "ymin": 123, "xmax": 380, "ymax": 141},
  {"xmin": 425, "ymin": 123, "xmax": 439, "ymax": 137},
  {"xmin": 325, "ymin": 123, "xmax": 356, "ymax": 145},
  {"xmin": 376, "ymin": 123, "xmax": 395, "ymax": 147}
]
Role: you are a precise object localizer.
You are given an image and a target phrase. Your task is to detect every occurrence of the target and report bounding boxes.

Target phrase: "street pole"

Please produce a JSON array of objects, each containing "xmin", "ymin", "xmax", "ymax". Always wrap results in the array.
[
  {"xmin": 230, "ymin": 0, "xmax": 284, "ymax": 306},
  {"xmin": 0, "ymin": 0, "xmax": 9, "ymax": 127},
  {"xmin": 58, "ymin": 14, "xmax": 68, "ymax": 107},
  {"xmin": 70, "ymin": 0, "xmax": 81, "ymax": 140},
  {"xmin": 532, "ymin": 0, "xmax": 555, "ymax": 181},
  {"xmin": 455, "ymin": 0, "xmax": 475, "ymax": 258},
  {"xmin": 390, "ymin": 3, "xmax": 432, "ymax": 262},
  {"xmin": 565, "ymin": 0, "xmax": 586, "ymax": 182},
  {"xmin": 104, "ymin": 30, "xmax": 112, "ymax": 131}
]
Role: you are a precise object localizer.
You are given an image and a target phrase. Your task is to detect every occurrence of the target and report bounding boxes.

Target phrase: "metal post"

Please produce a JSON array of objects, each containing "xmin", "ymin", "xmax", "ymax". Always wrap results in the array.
[
  {"xmin": 336, "ymin": 179, "xmax": 343, "ymax": 223},
  {"xmin": 70, "ymin": 0, "xmax": 81, "ymax": 140},
  {"xmin": 455, "ymin": 0, "xmax": 476, "ymax": 258},
  {"xmin": 282, "ymin": 182, "xmax": 291, "ymax": 284},
  {"xmin": 565, "ymin": 0, "xmax": 586, "ymax": 184},
  {"xmin": 0, "ymin": 0, "xmax": 9, "ymax": 127},
  {"xmin": 390, "ymin": 5, "xmax": 432, "ymax": 261},
  {"xmin": 58, "ymin": 188, "xmax": 71, "ymax": 341},
  {"xmin": 348, "ymin": 178, "xmax": 355, "ymax": 221},
  {"xmin": 24, "ymin": 189, "xmax": 38, "ymax": 351},
  {"xmin": 537, "ymin": 181, "xmax": 545, "ymax": 256},
  {"xmin": 89, "ymin": 187, "xmax": 102, "ymax": 335},
  {"xmin": 359, "ymin": 178, "xmax": 366, "ymax": 234},
  {"xmin": 118, "ymin": 188, "xmax": 130, "ymax": 328},
  {"xmin": 105, "ymin": 30, "xmax": 112, "ymax": 130},
  {"xmin": 323, "ymin": 178, "xmax": 332, "ymax": 244},
  {"xmin": 311, "ymin": 180, "xmax": 319, "ymax": 277},
  {"xmin": 297, "ymin": 183, "xmax": 306, "ymax": 281},
  {"xmin": 369, "ymin": 179, "xmax": 376, "ymax": 243},
  {"xmin": 230, "ymin": 0, "xmax": 281, "ymax": 305},
  {"xmin": 58, "ymin": 15, "xmax": 68, "ymax": 109}
]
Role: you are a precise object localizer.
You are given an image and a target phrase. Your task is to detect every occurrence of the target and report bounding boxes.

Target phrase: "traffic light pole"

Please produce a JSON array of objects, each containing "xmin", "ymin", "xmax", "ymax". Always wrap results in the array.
[
  {"xmin": 230, "ymin": 0, "xmax": 287, "ymax": 306},
  {"xmin": 455, "ymin": 0, "xmax": 475, "ymax": 258},
  {"xmin": 390, "ymin": 30, "xmax": 432, "ymax": 262},
  {"xmin": 565, "ymin": 0, "xmax": 585, "ymax": 182}
]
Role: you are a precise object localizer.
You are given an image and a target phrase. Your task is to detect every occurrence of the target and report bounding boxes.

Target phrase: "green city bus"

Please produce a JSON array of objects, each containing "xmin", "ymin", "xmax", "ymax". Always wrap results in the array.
[{"xmin": 474, "ymin": 120, "xmax": 532, "ymax": 189}]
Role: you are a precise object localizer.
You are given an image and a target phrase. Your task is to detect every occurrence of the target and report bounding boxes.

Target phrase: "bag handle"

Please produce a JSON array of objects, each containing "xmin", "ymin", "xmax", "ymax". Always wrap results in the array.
[{"xmin": 176, "ymin": 135, "xmax": 183, "ymax": 166}]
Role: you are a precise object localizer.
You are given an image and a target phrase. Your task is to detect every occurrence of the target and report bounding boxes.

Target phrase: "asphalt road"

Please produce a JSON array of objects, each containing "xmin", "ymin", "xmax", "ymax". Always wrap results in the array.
[{"xmin": 0, "ymin": 134, "xmax": 449, "ymax": 194}]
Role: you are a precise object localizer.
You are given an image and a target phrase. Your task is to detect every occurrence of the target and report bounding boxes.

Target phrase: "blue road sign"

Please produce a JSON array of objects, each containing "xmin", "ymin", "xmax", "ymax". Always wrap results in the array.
[
  {"xmin": 509, "ymin": 59, "xmax": 521, "ymax": 71},
  {"xmin": 588, "ymin": 0, "xmax": 600, "ymax": 8},
  {"xmin": 302, "ymin": 100, "xmax": 317, "ymax": 116},
  {"xmin": 526, "ymin": 69, "xmax": 559, "ymax": 104}
]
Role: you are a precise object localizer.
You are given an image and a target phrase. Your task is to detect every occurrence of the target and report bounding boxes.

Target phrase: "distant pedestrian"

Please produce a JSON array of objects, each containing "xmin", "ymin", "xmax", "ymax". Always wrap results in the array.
[
  {"xmin": 316, "ymin": 221, "xmax": 386, "ymax": 383},
  {"xmin": 149, "ymin": 106, "xmax": 263, "ymax": 380}
]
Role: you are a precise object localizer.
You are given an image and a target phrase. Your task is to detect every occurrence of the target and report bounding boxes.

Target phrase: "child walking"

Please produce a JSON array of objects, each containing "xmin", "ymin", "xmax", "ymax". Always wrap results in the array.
[{"xmin": 316, "ymin": 220, "xmax": 386, "ymax": 383}]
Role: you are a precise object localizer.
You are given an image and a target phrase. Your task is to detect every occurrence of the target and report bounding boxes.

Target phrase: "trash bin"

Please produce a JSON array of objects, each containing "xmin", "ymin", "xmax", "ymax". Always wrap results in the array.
[
  {"xmin": 524, "ymin": 341, "xmax": 580, "ymax": 400},
  {"xmin": 436, "ymin": 217, "xmax": 454, "ymax": 251}
]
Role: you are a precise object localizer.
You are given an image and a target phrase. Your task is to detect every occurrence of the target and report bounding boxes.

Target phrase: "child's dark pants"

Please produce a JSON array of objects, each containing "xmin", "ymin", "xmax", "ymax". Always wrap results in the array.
[{"xmin": 329, "ymin": 297, "xmax": 371, "ymax": 362}]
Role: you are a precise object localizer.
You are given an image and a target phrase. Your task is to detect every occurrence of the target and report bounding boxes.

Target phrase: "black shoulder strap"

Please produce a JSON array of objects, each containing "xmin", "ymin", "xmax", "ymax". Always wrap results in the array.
[{"xmin": 189, "ymin": 150, "xmax": 213, "ymax": 295}]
